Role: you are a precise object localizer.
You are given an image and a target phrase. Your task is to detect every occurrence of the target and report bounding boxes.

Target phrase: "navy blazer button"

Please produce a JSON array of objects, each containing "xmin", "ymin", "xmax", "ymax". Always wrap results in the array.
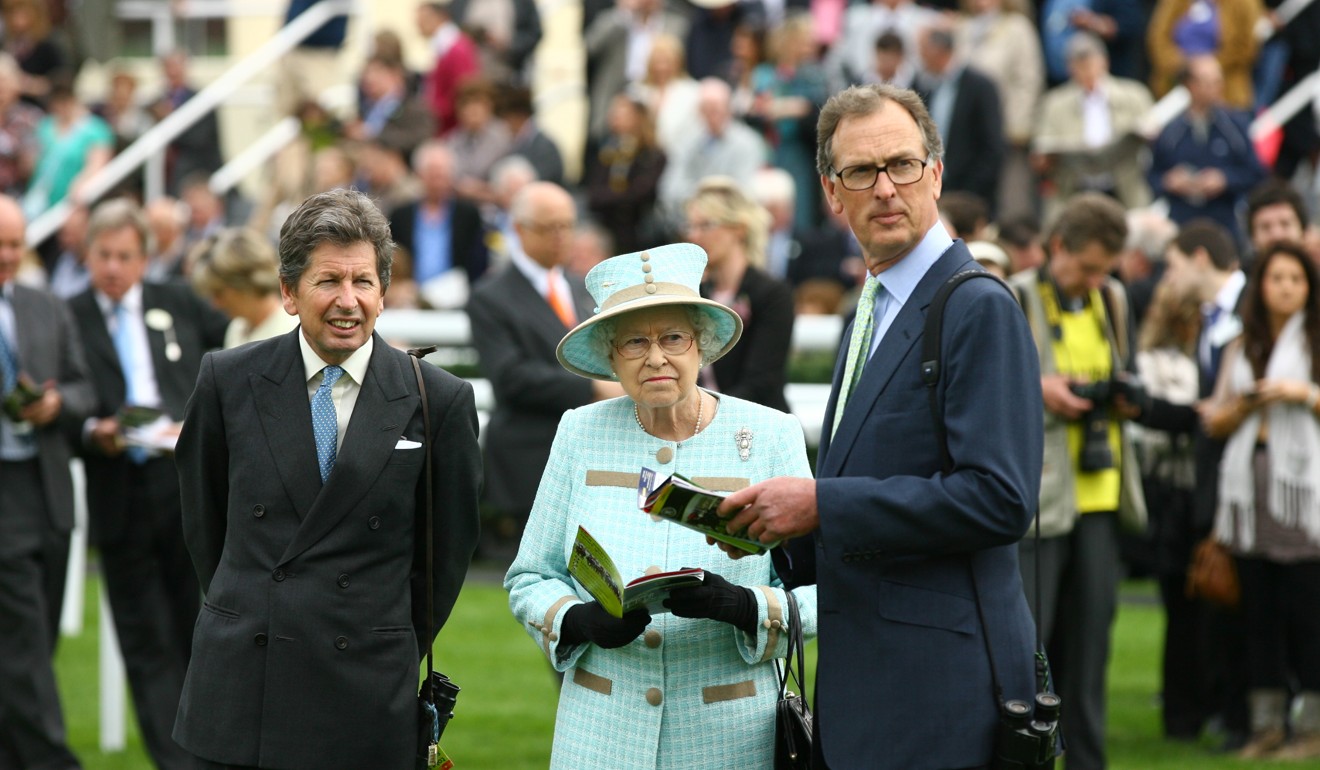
[
  {"xmin": 337, "ymin": 574, "xmax": 350, "ymax": 588},
  {"xmin": 272, "ymin": 569, "xmax": 285, "ymax": 582},
  {"xmin": 254, "ymin": 633, "xmax": 268, "ymax": 646},
  {"xmin": 335, "ymin": 636, "xmax": 348, "ymax": 650},
  {"xmin": 368, "ymin": 516, "xmax": 381, "ymax": 530},
  {"xmin": 252, "ymin": 504, "xmax": 265, "ymax": 518}
]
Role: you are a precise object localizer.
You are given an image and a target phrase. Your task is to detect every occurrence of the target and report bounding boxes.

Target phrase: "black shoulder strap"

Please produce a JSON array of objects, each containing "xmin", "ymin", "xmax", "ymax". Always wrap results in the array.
[{"xmin": 407, "ymin": 346, "xmax": 438, "ymax": 687}]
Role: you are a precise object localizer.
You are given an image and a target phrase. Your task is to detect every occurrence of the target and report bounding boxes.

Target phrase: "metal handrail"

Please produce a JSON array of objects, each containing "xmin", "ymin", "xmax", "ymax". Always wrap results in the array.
[{"xmin": 25, "ymin": 0, "xmax": 359, "ymax": 248}]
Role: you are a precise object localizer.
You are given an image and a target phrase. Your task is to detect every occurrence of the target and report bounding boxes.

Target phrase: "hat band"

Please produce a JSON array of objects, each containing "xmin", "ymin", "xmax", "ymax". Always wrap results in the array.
[{"xmin": 599, "ymin": 282, "xmax": 699, "ymax": 312}]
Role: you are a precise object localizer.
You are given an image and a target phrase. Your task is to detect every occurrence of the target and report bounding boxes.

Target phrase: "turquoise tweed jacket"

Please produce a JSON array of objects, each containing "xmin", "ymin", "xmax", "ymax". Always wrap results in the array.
[{"xmin": 506, "ymin": 393, "xmax": 817, "ymax": 769}]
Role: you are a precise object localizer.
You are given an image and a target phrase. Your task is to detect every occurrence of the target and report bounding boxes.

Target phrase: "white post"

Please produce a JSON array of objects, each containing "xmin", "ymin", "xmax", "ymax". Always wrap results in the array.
[
  {"xmin": 58, "ymin": 459, "xmax": 86, "ymax": 637},
  {"xmin": 98, "ymin": 591, "xmax": 127, "ymax": 752}
]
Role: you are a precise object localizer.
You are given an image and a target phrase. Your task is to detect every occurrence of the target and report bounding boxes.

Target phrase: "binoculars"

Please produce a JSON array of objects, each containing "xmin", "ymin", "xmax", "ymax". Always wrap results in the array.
[{"xmin": 990, "ymin": 692, "xmax": 1062, "ymax": 770}]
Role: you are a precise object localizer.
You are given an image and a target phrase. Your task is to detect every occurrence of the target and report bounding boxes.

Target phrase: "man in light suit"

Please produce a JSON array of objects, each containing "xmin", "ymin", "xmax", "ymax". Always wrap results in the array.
[
  {"xmin": 721, "ymin": 84, "xmax": 1045, "ymax": 769},
  {"xmin": 0, "ymin": 195, "xmax": 92, "ymax": 770},
  {"xmin": 68, "ymin": 198, "xmax": 229, "ymax": 770},
  {"xmin": 173, "ymin": 188, "xmax": 481, "ymax": 769},
  {"xmin": 466, "ymin": 182, "xmax": 620, "ymax": 555}
]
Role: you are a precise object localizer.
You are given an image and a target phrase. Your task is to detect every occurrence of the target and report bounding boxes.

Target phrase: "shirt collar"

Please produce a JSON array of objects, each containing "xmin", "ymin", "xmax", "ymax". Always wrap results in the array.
[
  {"xmin": 1214, "ymin": 269, "xmax": 1246, "ymax": 312},
  {"xmin": 510, "ymin": 245, "xmax": 555, "ymax": 290},
  {"xmin": 96, "ymin": 282, "xmax": 143, "ymax": 317},
  {"xmin": 875, "ymin": 220, "xmax": 953, "ymax": 305},
  {"xmin": 298, "ymin": 329, "xmax": 374, "ymax": 386},
  {"xmin": 0, "ymin": 280, "xmax": 12, "ymax": 301}
]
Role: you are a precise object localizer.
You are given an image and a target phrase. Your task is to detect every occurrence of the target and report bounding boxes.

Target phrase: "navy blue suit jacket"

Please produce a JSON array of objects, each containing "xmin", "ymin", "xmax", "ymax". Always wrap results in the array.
[{"xmin": 776, "ymin": 242, "xmax": 1045, "ymax": 769}]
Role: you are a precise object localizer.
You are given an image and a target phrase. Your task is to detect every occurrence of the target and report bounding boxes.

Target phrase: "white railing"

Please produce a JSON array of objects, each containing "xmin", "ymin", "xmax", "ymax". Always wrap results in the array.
[{"xmin": 25, "ymin": 0, "xmax": 360, "ymax": 249}]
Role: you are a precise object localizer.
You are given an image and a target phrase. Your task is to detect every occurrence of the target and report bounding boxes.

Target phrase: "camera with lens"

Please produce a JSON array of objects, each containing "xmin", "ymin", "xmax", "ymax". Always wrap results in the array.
[
  {"xmin": 991, "ymin": 692, "xmax": 1062, "ymax": 770},
  {"xmin": 1067, "ymin": 377, "xmax": 1148, "ymax": 472}
]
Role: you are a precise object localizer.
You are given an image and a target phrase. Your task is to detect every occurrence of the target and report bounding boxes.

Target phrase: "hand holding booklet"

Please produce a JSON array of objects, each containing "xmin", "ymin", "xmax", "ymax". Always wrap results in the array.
[
  {"xmin": 638, "ymin": 467, "xmax": 776, "ymax": 555},
  {"xmin": 567, "ymin": 526, "xmax": 704, "ymax": 618}
]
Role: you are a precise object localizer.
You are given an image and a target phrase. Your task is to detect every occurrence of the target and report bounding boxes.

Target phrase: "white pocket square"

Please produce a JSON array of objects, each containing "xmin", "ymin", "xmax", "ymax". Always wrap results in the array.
[{"xmin": 395, "ymin": 438, "xmax": 422, "ymax": 450}]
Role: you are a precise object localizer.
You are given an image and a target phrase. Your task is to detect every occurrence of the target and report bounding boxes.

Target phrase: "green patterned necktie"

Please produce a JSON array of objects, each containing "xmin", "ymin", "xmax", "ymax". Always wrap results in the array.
[{"xmin": 831, "ymin": 275, "xmax": 880, "ymax": 440}]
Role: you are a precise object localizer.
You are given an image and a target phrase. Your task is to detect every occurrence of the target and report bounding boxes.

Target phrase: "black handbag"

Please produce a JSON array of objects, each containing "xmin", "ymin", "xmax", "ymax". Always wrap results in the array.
[
  {"xmin": 775, "ymin": 589, "xmax": 813, "ymax": 769},
  {"xmin": 409, "ymin": 347, "xmax": 460, "ymax": 770}
]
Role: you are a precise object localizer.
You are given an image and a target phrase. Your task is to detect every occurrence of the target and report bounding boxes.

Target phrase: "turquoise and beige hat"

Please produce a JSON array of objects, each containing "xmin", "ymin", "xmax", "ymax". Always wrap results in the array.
[{"xmin": 556, "ymin": 242, "xmax": 744, "ymax": 380}]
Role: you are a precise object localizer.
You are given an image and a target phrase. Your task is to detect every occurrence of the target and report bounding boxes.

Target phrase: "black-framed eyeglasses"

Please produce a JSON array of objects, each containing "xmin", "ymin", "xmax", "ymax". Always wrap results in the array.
[
  {"xmin": 613, "ymin": 331, "xmax": 695, "ymax": 359},
  {"xmin": 830, "ymin": 155, "xmax": 932, "ymax": 191}
]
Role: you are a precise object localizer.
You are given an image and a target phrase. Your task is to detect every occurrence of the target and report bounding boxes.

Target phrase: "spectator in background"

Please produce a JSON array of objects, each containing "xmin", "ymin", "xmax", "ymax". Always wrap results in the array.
[
  {"xmin": 1147, "ymin": 0, "xmax": 1261, "ymax": 111},
  {"xmin": 1260, "ymin": 0, "xmax": 1320, "ymax": 179},
  {"xmin": 144, "ymin": 197, "xmax": 189, "ymax": 283},
  {"xmin": 1032, "ymin": 32, "xmax": 1153, "ymax": 226},
  {"xmin": 968, "ymin": 238, "xmax": 1011, "ymax": 278},
  {"xmin": 444, "ymin": 77, "xmax": 512, "ymax": 203},
  {"xmin": 938, "ymin": 190, "xmax": 989, "ymax": 241},
  {"xmin": 93, "ymin": 69, "xmax": 152, "ymax": 151},
  {"xmin": 1246, "ymin": 179, "xmax": 1311, "ymax": 263},
  {"xmin": 0, "ymin": 54, "xmax": 40, "ymax": 196},
  {"xmin": 659, "ymin": 78, "xmax": 766, "ymax": 225},
  {"xmin": 482, "ymin": 153, "xmax": 539, "ymax": 269},
  {"xmin": 748, "ymin": 13, "xmax": 829, "ymax": 229},
  {"xmin": 721, "ymin": 22, "xmax": 766, "ymax": 119},
  {"xmin": 278, "ymin": 0, "xmax": 349, "ymax": 116},
  {"xmin": 497, "ymin": 85, "xmax": 564, "ymax": 186},
  {"xmin": 568, "ymin": 220, "xmax": 613, "ymax": 278},
  {"xmin": 388, "ymin": 140, "xmax": 488, "ymax": 309},
  {"xmin": 751, "ymin": 166, "xmax": 799, "ymax": 282},
  {"xmin": 345, "ymin": 55, "xmax": 436, "ymax": 157},
  {"xmin": 999, "ymin": 213, "xmax": 1048, "ymax": 273},
  {"xmin": 447, "ymin": 0, "xmax": 542, "ymax": 82},
  {"xmin": 2, "ymin": 0, "xmax": 66, "ymax": 108},
  {"xmin": 22, "ymin": 83, "xmax": 112, "ymax": 222},
  {"xmin": 309, "ymin": 145, "xmax": 355, "ymax": 194},
  {"xmin": 688, "ymin": 176, "xmax": 793, "ymax": 412},
  {"xmin": 1121, "ymin": 207, "xmax": 1180, "ymax": 326},
  {"xmin": 824, "ymin": 0, "xmax": 936, "ymax": 91},
  {"xmin": 45, "ymin": 205, "xmax": 89, "ymax": 299},
  {"xmin": 1040, "ymin": 0, "xmax": 1148, "ymax": 84},
  {"xmin": 637, "ymin": 33, "xmax": 701, "ymax": 155},
  {"xmin": 1203, "ymin": 241, "xmax": 1320, "ymax": 761},
  {"xmin": 153, "ymin": 51, "xmax": 224, "ymax": 196},
  {"xmin": 188, "ymin": 227, "xmax": 299, "ymax": 349},
  {"xmin": 1148, "ymin": 56, "xmax": 1265, "ymax": 245},
  {"xmin": 957, "ymin": 0, "xmax": 1044, "ymax": 224},
  {"xmin": 416, "ymin": 0, "xmax": 480, "ymax": 136},
  {"xmin": 870, "ymin": 31, "xmax": 916, "ymax": 90},
  {"xmin": 180, "ymin": 175, "xmax": 227, "ymax": 258},
  {"xmin": 356, "ymin": 139, "xmax": 421, "ymax": 218},
  {"xmin": 915, "ymin": 21, "xmax": 1004, "ymax": 215},
  {"xmin": 583, "ymin": 0, "xmax": 689, "ymax": 143},
  {"xmin": 1008, "ymin": 193, "xmax": 1148, "ymax": 770},
  {"xmin": 585, "ymin": 93, "xmax": 667, "ymax": 255},
  {"xmin": 687, "ymin": 1, "xmax": 762, "ymax": 81}
]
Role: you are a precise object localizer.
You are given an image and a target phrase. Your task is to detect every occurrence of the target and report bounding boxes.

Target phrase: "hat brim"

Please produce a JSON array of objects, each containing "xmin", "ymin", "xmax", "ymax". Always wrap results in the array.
[{"xmin": 556, "ymin": 294, "xmax": 744, "ymax": 380}]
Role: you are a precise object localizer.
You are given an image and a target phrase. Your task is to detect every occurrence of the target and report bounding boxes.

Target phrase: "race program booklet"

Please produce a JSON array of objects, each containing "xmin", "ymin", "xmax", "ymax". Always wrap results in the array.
[
  {"xmin": 638, "ymin": 468, "xmax": 776, "ymax": 555},
  {"xmin": 567, "ymin": 525, "xmax": 704, "ymax": 618}
]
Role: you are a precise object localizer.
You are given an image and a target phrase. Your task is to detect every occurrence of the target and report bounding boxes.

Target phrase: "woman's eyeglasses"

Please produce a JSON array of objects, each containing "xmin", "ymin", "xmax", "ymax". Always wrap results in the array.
[{"xmin": 613, "ymin": 331, "xmax": 695, "ymax": 359}]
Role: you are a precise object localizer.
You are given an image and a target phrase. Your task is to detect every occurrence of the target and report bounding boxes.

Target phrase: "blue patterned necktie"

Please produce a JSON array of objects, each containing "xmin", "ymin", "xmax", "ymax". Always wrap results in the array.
[
  {"xmin": 312, "ymin": 365, "xmax": 344, "ymax": 483},
  {"xmin": 831, "ymin": 276, "xmax": 881, "ymax": 440}
]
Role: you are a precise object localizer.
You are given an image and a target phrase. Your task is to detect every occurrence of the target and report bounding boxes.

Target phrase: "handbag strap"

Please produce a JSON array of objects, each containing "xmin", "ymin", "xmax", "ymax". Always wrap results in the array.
[
  {"xmin": 407, "ymin": 346, "xmax": 438, "ymax": 692},
  {"xmin": 776, "ymin": 588, "xmax": 807, "ymax": 699}
]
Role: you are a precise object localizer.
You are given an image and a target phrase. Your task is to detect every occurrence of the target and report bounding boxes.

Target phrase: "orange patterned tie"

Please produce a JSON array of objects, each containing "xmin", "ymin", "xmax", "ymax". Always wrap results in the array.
[{"xmin": 546, "ymin": 269, "xmax": 576, "ymax": 328}]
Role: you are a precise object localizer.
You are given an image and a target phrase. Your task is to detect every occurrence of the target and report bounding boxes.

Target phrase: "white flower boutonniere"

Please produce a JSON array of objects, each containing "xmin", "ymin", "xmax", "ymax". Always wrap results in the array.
[{"xmin": 144, "ymin": 308, "xmax": 182, "ymax": 362}]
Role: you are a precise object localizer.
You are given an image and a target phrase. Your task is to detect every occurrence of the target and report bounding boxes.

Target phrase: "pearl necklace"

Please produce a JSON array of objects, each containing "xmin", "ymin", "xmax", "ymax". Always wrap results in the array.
[{"xmin": 635, "ymin": 391, "xmax": 703, "ymax": 440}]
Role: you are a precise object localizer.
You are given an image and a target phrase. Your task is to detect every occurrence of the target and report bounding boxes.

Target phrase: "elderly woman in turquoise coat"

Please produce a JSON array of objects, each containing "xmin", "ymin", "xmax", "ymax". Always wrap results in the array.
[{"xmin": 505, "ymin": 242, "xmax": 817, "ymax": 769}]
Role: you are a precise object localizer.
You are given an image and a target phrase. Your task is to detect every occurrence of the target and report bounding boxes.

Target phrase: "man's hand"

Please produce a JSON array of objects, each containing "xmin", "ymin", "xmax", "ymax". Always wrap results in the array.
[
  {"xmin": 1042, "ymin": 374, "xmax": 1091, "ymax": 420},
  {"xmin": 1196, "ymin": 168, "xmax": 1227, "ymax": 198},
  {"xmin": 717, "ymin": 476, "xmax": 817, "ymax": 551},
  {"xmin": 89, "ymin": 417, "xmax": 124, "ymax": 457},
  {"xmin": 18, "ymin": 380, "xmax": 61, "ymax": 426}
]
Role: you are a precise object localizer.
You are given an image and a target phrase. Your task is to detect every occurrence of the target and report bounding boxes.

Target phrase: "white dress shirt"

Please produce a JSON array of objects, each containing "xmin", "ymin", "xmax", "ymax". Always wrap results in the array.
[{"xmin": 299, "ymin": 331, "xmax": 373, "ymax": 453}]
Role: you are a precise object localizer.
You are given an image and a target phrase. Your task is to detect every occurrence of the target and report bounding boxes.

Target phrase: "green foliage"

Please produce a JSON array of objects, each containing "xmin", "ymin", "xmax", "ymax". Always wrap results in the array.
[{"xmin": 53, "ymin": 578, "xmax": 1304, "ymax": 769}]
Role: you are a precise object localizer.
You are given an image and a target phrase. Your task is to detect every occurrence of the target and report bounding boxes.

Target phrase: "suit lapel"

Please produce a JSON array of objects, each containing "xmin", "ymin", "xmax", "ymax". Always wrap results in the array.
[
  {"xmin": 821, "ymin": 247, "xmax": 972, "ymax": 476},
  {"xmin": 252, "ymin": 330, "xmax": 321, "ymax": 522},
  {"xmin": 71, "ymin": 292, "xmax": 122, "ymax": 386},
  {"xmin": 10, "ymin": 287, "xmax": 41, "ymax": 374},
  {"xmin": 279, "ymin": 336, "xmax": 418, "ymax": 565}
]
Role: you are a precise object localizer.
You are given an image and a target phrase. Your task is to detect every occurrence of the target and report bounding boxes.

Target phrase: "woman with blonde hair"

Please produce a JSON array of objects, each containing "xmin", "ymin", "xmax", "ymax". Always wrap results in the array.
[
  {"xmin": 637, "ymin": 33, "xmax": 700, "ymax": 153},
  {"xmin": 189, "ymin": 227, "xmax": 298, "ymax": 349},
  {"xmin": 685, "ymin": 177, "xmax": 793, "ymax": 412}
]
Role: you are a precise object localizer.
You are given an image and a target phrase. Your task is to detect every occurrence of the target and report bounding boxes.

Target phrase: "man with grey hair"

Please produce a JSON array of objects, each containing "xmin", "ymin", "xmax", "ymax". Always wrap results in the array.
[
  {"xmin": 67, "ymin": 196, "xmax": 228, "ymax": 770},
  {"xmin": 658, "ymin": 78, "xmax": 766, "ymax": 221},
  {"xmin": 1121, "ymin": 207, "xmax": 1179, "ymax": 326},
  {"xmin": 173, "ymin": 188, "xmax": 481, "ymax": 768},
  {"xmin": 466, "ymin": 182, "xmax": 619, "ymax": 558},
  {"xmin": 720, "ymin": 84, "xmax": 1045, "ymax": 768}
]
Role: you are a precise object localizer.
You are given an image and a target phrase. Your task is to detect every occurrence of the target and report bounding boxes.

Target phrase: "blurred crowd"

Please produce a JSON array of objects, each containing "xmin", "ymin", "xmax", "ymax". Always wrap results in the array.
[{"xmin": 2, "ymin": 0, "xmax": 1320, "ymax": 767}]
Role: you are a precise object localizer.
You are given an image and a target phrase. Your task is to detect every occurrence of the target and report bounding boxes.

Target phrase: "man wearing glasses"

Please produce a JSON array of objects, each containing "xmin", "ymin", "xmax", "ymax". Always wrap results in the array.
[{"xmin": 720, "ymin": 84, "xmax": 1046, "ymax": 769}]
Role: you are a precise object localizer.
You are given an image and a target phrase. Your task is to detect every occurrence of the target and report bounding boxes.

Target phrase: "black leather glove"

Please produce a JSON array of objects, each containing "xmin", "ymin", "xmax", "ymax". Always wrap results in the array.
[
  {"xmin": 664, "ymin": 571, "xmax": 758, "ymax": 635},
  {"xmin": 558, "ymin": 601, "xmax": 651, "ymax": 649}
]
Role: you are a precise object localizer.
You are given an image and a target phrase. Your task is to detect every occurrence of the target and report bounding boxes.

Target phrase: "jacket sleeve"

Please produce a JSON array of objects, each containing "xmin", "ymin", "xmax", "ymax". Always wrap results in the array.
[
  {"xmin": 52, "ymin": 295, "xmax": 95, "ymax": 430},
  {"xmin": 177, "ymin": 352, "xmax": 229, "ymax": 594}
]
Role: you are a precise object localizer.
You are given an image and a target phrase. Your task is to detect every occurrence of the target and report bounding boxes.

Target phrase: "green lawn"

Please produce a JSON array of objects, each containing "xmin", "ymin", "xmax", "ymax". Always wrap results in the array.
[{"xmin": 54, "ymin": 577, "xmax": 1318, "ymax": 769}]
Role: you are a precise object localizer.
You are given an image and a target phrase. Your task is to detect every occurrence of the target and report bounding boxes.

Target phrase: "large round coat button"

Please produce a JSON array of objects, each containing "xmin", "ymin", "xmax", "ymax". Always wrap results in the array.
[
  {"xmin": 368, "ymin": 516, "xmax": 382, "ymax": 530},
  {"xmin": 254, "ymin": 633, "xmax": 268, "ymax": 646},
  {"xmin": 335, "ymin": 636, "xmax": 348, "ymax": 650},
  {"xmin": 644, "ymin": 630, "xmax": 662, "ymax": 648},
  {"xmin": 337, "ymin": 574, "xmax": 350, "ymax": 588},
  {"xmin": 272, "ymin": 569, "xmax": 285, "ymax": 582},
  {"xmin": 645, "ymin": 687, "xmax": 663, "ymax": 706},
  {"xmin": 656, "ymin": 447, "xmax": 673, "ymax": 464},
  {"xmin": 252, "ymin": 504, "xmax": 265, "ymax": 518}
]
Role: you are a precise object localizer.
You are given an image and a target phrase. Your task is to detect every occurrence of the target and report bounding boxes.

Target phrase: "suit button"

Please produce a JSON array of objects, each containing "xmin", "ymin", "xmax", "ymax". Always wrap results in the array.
[
  {"xmin": 335, "ymin": 636, "xmax": 348, "ymax": 650},
  {"xmin": 368, "ymin": 516, "xmax": 381, "ymax": 530},
  {"xmin": 272, "ymin": 569, "xmax": 285, "ymax": 582},
  {"xmin": 337, "ymin": 573, "xmax": 350, "ymax": 588},
  {"xmin": 252, "ymin": 504, "xmax": 265, "ymax": 518},
  {"xmin": 644, "ymin": 630, "xmax": 662, "ymax": 648},
  {"xmin": 254, "ymin": 633, "xmax": 268, "ymax": 646},
  {"xmin": 645, "ymin": 687, "xmax": 662, "ymax": 706}
]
